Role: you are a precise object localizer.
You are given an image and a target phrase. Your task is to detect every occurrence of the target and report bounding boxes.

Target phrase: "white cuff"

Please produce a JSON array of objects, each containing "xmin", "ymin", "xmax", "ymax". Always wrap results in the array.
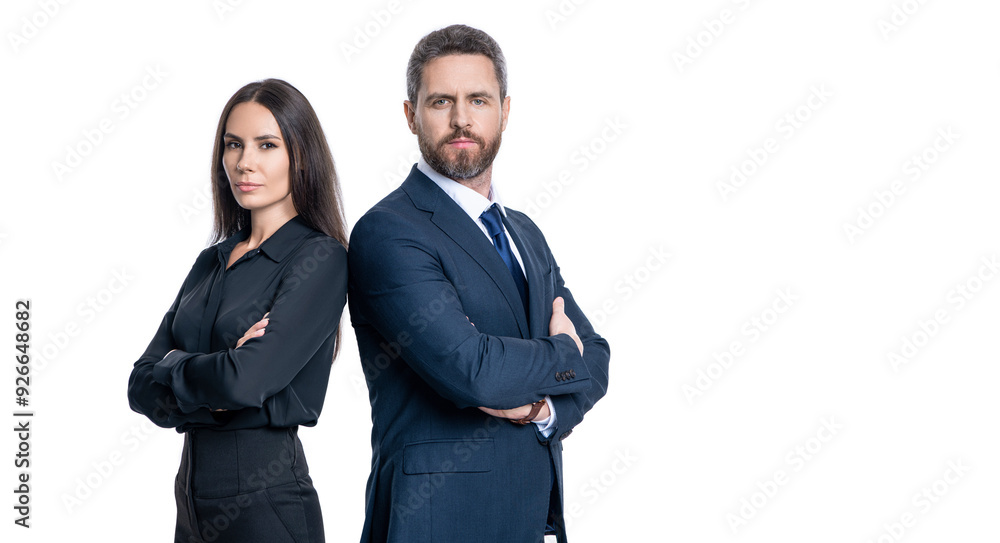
[{"xmin": 532, "ymin": 396, "xmax": 557, "ymax": 438}]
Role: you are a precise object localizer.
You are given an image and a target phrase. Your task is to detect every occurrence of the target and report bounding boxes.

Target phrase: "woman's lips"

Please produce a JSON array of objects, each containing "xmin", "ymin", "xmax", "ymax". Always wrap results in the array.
[{"xmin": 236, "ymin": 182, "xmax": 262, "ymax": 192}]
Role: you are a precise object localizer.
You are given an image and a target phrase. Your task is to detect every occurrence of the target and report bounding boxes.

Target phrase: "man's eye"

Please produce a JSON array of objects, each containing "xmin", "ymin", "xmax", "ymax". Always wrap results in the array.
[{"xmin": 472, "ymin": 99, "xmax": 485, "ymax": 105}]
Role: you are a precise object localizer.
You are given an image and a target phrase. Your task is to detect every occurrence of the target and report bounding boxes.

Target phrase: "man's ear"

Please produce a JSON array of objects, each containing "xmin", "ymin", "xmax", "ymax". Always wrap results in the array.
[
  {"xmin": 500, "ymin": 95, "xmax": 511, "ymax": 132},
  {"xmin": 403, "ymin": 100, "xmax": 418, "ymax": 135}
]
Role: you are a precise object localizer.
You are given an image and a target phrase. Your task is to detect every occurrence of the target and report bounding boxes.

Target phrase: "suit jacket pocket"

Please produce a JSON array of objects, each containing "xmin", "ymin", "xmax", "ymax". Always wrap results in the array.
[{"xmin": 402, "ymin": 439, "xmax": 494, "ymax": 474}]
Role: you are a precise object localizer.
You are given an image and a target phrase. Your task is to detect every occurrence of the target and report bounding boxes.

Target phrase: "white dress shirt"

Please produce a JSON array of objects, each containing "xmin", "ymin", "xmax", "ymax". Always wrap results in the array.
[{"xmin": 417, "ymin": 158, "xmax": 558, "ymax": 437}]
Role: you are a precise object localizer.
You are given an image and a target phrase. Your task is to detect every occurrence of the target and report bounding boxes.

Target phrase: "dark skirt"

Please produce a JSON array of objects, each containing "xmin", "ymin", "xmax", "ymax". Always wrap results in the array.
[{"xmin": 173, "ymin": 426, "xmax": 324, "ymax": 543}]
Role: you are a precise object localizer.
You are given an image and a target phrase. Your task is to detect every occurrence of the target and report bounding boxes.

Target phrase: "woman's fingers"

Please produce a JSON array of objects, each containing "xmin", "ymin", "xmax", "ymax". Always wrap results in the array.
[{"xmin": 236, "ymin": 315, "xmax": 269, "ymax": 348}]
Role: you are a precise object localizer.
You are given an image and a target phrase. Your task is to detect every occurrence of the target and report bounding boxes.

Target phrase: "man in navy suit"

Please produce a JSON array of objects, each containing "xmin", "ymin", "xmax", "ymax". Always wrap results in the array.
[{"xmin": 348, "ymin": 24, "xmax": 611, "ymax": 542}]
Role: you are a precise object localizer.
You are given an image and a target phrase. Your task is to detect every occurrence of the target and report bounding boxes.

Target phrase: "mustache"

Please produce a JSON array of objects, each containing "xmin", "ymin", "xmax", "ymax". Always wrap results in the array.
[{"xmin": 438, "ymin": 129, "xmax": 484, "ymax": 147}]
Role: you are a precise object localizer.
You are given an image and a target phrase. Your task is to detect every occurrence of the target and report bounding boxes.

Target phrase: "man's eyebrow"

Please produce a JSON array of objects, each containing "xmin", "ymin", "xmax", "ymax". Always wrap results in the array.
[
  {"xmin": 424, "ymin": 92, "xmax": 456, "ymax": 102},
  {"xmin": 424, "ymin": 90, "xmax": 496, "ymax": 102}
]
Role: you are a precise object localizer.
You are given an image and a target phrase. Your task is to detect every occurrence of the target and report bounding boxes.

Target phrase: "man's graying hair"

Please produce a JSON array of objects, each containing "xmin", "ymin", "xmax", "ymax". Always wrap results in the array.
[{"xmin": 406, "ymin": 24, "xmax": 508, "ymax": 105}]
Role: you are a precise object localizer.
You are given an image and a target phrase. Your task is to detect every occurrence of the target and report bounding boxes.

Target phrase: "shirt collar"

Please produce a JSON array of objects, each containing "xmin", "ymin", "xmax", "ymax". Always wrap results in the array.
[
  {"xmin": 217, "ymin": 215, "xmax": 315, "ymax": 263},
  {"xmin": 417, "ymin": 157, "xmax": 507, "ymax": 221}
]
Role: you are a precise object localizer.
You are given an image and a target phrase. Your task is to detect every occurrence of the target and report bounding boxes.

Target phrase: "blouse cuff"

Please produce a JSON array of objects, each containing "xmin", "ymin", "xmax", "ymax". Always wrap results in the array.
[{"xmin": 152, "ymin": 349, "xmax": 189, "ymax": 385}]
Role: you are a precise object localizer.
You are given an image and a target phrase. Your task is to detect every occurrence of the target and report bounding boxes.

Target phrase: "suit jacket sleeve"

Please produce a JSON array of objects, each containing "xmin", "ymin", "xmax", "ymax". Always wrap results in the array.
[
  {"xmin": 127, "ymin": 258, "xmax": 222, "ymax": 428},
  {"xmin": 350, "ymin": 209, "xmax": 594, "ymax": 410},
  {"xmin": 150, "ymin": 239, "xmax": 348, "ymax": 412},
  {"xmin": 544, "ymin": 261, "xmax": 611, "ymax": 442}
]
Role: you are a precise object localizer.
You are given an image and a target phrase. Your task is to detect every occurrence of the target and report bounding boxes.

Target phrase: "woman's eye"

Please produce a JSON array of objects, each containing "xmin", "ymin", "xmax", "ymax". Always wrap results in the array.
[
  {"xmin": 225, "ymin": 141, "xmax": 241, "ymax": 149},
  {"xmin": 261, "ymin": 142, "xmax": 276, "ymax": 149}
]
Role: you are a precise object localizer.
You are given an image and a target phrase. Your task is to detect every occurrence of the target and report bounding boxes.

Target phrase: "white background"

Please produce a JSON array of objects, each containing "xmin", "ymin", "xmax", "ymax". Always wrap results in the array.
[{"xmin": 3, "ymin": 0, "xmax": 999, "ymax": 541}]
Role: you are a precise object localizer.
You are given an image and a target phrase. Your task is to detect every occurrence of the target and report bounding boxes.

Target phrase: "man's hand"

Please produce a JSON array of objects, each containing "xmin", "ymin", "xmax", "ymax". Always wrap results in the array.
[
  {"xmin": 478, "ymin": 402, "xmax": 550, "ymax": 421},
  {"xmin": 549, "ymin": 297, "xmax": 583, "ymax": 355},
  {"xmin": 476, "ymin": 298, "xmax": 581, "ymax": 421}
]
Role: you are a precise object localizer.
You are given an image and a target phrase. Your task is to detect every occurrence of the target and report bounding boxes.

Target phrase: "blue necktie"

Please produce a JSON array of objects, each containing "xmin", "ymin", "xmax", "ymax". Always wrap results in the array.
[{"xmin": 479, "ymin": 203, "xmax": 529, "ymax": 315}]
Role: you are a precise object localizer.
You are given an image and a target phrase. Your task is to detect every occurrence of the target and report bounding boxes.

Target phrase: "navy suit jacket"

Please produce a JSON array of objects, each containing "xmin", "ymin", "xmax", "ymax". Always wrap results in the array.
[{"xmin": 348, "ymin": 166, "xmax": 610, "ymax": 542}]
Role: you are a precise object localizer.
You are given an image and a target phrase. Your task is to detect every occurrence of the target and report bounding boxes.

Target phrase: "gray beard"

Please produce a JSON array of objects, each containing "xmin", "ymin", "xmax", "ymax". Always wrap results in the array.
[{"xmin": 419, "ymin": 128, "xmax": 502, "ymax": 181}]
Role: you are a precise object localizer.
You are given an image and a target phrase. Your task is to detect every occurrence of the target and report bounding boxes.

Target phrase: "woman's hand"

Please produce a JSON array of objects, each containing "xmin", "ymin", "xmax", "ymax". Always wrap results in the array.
[
  {"xmin": 236, "ymin": 312, "xmax": 269, "ymax": 348},
  {"xmin": 213, "ymin": 313, "xmax": 268, "ymax": 412}
]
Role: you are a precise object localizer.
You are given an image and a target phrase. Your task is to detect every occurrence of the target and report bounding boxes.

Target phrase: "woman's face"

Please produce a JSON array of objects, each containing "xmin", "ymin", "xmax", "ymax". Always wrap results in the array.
[{"xmin": 222, "ymin": 101, "xmax": 294, "ymax": 216}]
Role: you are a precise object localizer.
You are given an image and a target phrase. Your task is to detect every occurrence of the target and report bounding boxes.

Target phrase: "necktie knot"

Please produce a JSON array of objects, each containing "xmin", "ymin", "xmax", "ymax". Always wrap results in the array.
[{"xmin": 479, "ymin": 203, "xmax": 505, "ymax": 239}]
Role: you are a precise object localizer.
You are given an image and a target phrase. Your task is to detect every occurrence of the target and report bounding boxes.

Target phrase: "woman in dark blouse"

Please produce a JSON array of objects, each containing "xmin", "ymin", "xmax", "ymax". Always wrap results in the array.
[{"xmin": 127, "ymin": 79, "xmax": 347, "ymax": 542}]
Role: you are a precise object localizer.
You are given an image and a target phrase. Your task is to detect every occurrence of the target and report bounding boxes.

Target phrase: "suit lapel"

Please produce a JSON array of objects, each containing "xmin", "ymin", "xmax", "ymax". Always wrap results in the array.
[{"xmin": 401, "ymin": 166, "xmax": 530, "ymax": 338}]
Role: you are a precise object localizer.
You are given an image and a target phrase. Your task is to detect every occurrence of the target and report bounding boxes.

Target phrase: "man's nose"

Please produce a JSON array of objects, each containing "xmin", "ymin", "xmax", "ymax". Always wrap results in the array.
[{"xmin": 450, "ymin": 101, "xmax": 471, "ymax": 129}]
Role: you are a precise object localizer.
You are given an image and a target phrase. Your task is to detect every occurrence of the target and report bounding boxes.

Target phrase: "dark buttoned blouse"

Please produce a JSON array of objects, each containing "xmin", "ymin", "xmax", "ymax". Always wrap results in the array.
[{"xmin": 127, "ymin": 216, "xmax": 347, "ymax": 432}]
